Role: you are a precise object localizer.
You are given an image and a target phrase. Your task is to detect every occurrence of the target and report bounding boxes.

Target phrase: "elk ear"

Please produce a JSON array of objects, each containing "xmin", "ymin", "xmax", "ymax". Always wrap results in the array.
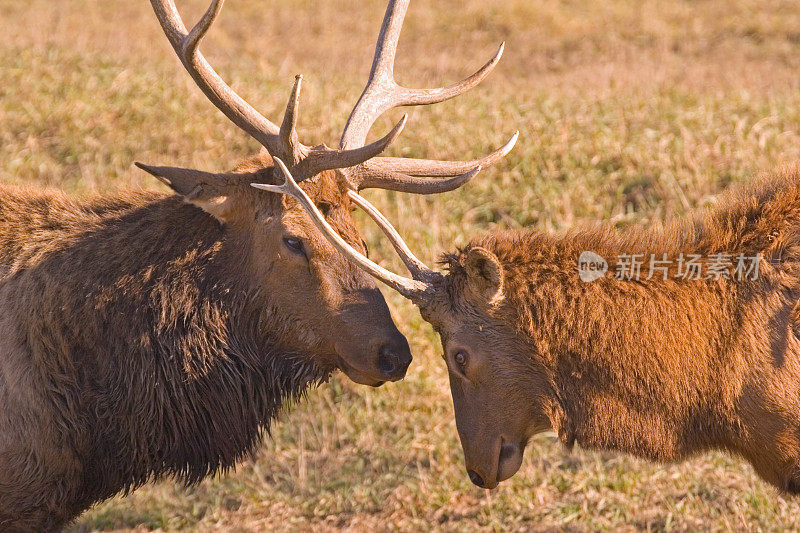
[
  {"xmin": 464, "ymin": 247, "xmax": 504, "ymax": 304},
  {"xmin": 135, "ymin": 162, "xmax": 235, "ymax": 223}
]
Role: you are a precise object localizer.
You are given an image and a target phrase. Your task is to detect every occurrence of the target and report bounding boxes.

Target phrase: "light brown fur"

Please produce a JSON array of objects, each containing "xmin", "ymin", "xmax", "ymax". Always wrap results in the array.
[{"xmin": 422, "ymin": 165, "xmax": 800, "ymax": 491}]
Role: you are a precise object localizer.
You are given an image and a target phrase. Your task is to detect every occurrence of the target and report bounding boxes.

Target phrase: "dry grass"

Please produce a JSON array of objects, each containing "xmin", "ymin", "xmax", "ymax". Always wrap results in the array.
[{"xmin": 4, "ymin": 0, "xmax": 800, "ymax": 530}]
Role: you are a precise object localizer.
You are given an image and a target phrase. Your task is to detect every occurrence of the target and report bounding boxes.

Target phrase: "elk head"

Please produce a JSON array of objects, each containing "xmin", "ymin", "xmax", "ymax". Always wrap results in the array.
[{"xmin": 138, "ymin": 0, "xmax": 517, "ymax": 386}]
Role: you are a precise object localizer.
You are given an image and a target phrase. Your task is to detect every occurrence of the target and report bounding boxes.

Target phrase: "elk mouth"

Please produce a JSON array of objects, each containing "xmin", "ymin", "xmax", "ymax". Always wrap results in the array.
[{"xmin": 335, "ymin": 355, "xmax": 387, "ymax": 387}]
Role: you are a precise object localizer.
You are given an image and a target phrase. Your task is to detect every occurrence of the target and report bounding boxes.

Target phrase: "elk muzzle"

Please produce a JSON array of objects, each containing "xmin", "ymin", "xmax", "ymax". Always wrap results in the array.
[
  {"xmin": 464, "ymin": 435, "xmax": 524, "ymax": 489},
  {"xmin": 335, "ymin": 328, "xmax": 411, "ymax": 386},
  {"xmin": 333, "ymin": 287, "xmax": 412, "ymax": 386}
]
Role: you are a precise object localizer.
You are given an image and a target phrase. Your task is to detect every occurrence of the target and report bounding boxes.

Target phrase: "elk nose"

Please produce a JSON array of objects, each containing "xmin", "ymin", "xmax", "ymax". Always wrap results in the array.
[
  {"xmin": 377, "ymin": 341, "xmax": 411, "ymax": 380},
  {"xmin": 467, "ymin": 469, "xmax": 486, "ymax": 488}
]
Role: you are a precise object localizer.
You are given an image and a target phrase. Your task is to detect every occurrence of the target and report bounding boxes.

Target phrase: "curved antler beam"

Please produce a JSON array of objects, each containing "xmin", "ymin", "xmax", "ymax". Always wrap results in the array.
[
  {"xmin": 251, "ymin": 159, "xmax": 434, "ymax": 299},
  {"xmin": 151, "ymin": 0, "xmax": 283, "ymax": 151}
]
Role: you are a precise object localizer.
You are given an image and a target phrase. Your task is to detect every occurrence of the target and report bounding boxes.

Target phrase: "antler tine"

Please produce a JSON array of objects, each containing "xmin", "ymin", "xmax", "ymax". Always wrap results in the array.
[
  {"xmin": 400, "ymin": 42, "xmax": 505, "ymax": 106},
  {"xmin": 357, "ymin": 132, "xmax": 518, "ymax": 194},
  {"xmin": 251, "ymin": 159, "xmax": 433, "ymax": 299},
  {"xmin": 279, "ymin": 75, "xmax": 305, "ymax": 165},
  {"xmin": 339, "ymin": 0, "xmax": 505, "ymax": 151},
  {"xmin": 355, "ymin": 166, "xmax": 481, "ymax": 195},
  {"xmin": 295, "ymin": 115, "xmax": 408, "ymax": 179}
]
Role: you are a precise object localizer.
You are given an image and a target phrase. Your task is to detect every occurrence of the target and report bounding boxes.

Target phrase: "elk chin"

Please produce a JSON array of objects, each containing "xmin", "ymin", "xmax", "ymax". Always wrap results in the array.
[{"xmin": 335, "ymin": 355, "xmax": 386, "ymax": 387}]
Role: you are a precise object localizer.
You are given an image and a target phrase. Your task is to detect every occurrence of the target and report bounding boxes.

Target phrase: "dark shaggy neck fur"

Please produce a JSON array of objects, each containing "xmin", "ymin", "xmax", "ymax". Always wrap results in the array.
[
  {"xmin": 461, "ymin": 167, "xmax": 800, "ymax": 490},
  {"xmin": 0, "ymin": 186, "xmax": 331, "ymax": 526}
]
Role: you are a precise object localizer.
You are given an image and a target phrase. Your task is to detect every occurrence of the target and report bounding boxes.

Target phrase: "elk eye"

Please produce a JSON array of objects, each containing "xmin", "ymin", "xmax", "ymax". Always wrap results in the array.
[
  {"xmin": 283, "ymin": 236, "xmax": 306, "ymax": 257},
  {"xmin": 454, "ymin": 351, "xmax": 468, "ymax": 368}
]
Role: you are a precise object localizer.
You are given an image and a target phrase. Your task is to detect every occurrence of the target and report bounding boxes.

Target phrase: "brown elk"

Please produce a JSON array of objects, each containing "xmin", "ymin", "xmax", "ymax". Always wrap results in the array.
[
  {"xmin": 265, "ymin": 158, "xmax": 800, "ymax": 494},
  {"xmin": 0, "ymin": 0, "xmax": 516, "ymax": 529}
]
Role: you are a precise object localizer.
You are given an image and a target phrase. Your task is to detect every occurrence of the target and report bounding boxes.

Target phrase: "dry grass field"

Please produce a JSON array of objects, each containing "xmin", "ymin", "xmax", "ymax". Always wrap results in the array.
[{"xmin": 4, "ymin": 0, "xmax": 800, "ymax": 530}]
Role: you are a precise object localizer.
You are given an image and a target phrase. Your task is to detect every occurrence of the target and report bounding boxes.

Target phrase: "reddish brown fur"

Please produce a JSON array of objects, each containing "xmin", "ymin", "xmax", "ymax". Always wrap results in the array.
[
  {"xmin": 424, "ymin": 165, "xmax": 800, "ymax": 491},
  {"xmin": 0, "ymin": 157, "xmax": 410, "ymax": 530}
]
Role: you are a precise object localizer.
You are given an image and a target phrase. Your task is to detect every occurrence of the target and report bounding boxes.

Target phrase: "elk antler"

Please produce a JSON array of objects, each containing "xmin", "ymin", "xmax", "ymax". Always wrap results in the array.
[
  {"xmin": 149, "ymin": 0, "xmax": 406, "ymax": 180},
  {"xmin": 253, "ymin": 159, "xmax": 440, "ymax": 300},
  {"xmin": 148, "ymin": 0, "xmax": 515, "ymax": 188},
  {"xmin": 341, "ymin": 0, "xmax": 518, "ymax": 192}
]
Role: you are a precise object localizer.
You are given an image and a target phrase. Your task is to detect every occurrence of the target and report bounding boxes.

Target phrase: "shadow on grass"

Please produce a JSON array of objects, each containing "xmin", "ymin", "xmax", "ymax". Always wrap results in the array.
[{"xmin": 67, "ymin": 509, "xmax": 165, "ymax": 533}]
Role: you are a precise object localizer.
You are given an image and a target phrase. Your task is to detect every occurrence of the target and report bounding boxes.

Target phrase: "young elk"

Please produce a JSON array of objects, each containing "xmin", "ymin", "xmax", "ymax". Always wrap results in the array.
[
  {"xmin": 264, "ymin": 160, "xmax": 800, "ymax": 494},
  {"xmin": 0, "ymin": 0, "xmax": 516, "ymax": 529}
]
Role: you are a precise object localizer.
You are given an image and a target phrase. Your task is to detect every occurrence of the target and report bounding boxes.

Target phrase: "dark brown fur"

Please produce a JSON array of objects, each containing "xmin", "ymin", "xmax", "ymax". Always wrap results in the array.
[
  {"xmin": 0, "ymin": 161, "xmax": 409, "ymax": 530},
  {"xmin": 424, "ymin": 165, "xmax": 800, "ymax": 491}
]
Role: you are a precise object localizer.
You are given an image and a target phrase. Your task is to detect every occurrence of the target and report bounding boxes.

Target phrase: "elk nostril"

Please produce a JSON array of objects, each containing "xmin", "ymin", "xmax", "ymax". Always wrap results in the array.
[
  {"xmin": 377, "ymin": 346, "xmax": 397, "ymax": 376},
  {"xmin": 377, "ymin": 356, "xmax": 395, "ymax": 375},
  {"xmin": 496, "ymin": 438, "xmax": 524, "ymax": 483},
  {"xmin": 467, "ymin": 469, "xmax": 485, "ymax": 488}
]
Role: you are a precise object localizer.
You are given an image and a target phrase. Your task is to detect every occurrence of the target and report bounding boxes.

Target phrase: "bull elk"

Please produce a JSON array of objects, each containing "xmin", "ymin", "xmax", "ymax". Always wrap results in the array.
[
  {"xmin": 265, "ymin": 158, "xmax": 800, "ymax": 493},
  {"xmin": 0, "ymin": 0, "xmax": 516, "ymax": 529}
]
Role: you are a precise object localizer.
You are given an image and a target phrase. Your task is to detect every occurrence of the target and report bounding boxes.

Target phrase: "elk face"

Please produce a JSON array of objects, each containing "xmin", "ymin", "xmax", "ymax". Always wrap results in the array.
[
  {"xmin": 136, "ymin": 161, "xmax": 411, "ymax": 386},
  {"xmin": 255, "ymin": 172, "xmax": 413, "ymax": 386},
  {"xmin": 425, "ymin": 248, "xmax": 554, "ymax": 489}
]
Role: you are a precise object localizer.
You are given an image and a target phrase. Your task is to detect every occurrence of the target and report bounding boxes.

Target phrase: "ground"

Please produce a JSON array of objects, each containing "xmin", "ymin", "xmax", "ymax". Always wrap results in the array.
[{"xmin": 3, "ymin": 0, "xmax": 800, "ymax": 530}]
